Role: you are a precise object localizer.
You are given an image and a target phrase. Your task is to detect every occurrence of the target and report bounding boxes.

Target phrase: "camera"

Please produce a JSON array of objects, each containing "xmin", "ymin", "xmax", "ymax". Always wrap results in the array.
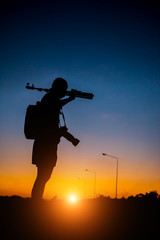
[{"xmin": 60, "ymin": 127, "xmax": 80, "ymax": 146}]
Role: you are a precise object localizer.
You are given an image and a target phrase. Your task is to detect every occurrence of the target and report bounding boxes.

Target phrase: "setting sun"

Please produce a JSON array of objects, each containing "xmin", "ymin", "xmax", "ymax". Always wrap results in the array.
[{"xmin": 68, "ymin": 195, "xmax": 77, "ymax": 203}]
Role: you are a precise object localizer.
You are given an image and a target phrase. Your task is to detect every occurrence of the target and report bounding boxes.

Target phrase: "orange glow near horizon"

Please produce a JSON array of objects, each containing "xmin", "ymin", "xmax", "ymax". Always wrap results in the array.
[
  {"xmin": 0, "ymin": 169, "xmax": 160, "ymax": 199},
  {"xmin": 0, "ymin": 148, "xmax": 160, "ymax": 199}
]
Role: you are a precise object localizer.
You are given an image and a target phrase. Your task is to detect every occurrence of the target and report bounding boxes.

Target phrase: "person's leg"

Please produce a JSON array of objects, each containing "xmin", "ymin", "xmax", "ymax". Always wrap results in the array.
[{"xmin": 31, "ymin": 164, "xmax": 54, "ymax": 200}]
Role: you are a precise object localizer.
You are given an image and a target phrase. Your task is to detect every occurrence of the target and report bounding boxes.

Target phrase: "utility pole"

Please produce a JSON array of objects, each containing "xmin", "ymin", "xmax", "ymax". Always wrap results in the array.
[
  {"xmin": 85, "ymin": 169, "xmax": 96, "ymax": 198},
  {"xmin": 102, "ymin": 153, "xmax": 119, "ymax": 199}
]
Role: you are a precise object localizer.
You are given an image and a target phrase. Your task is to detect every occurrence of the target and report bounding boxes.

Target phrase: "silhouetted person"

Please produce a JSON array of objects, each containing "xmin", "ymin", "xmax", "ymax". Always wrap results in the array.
[{"xmin": 31, "ymin": 78, "xmax": 76, "ymax": 200}]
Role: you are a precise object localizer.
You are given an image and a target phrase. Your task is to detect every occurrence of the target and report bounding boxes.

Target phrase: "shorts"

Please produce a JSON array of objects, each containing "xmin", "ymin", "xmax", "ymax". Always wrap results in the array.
[{"xmin": 32, "ymin": 138, "xmax": 58, "ymax": 167}]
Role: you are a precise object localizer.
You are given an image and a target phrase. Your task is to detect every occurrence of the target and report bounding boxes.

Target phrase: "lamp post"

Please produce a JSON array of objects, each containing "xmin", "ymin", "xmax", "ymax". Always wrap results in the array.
[
  {"xmin": 77, "ymin": 177, "xmax": 86, "ymax": 199},
  {"xmin": 102, "ymin": 153, "xmax": 119, "ymax": 199},
  {"xmin": 85, "ymin": 169, "xmax": 96, "ymax": 198}
]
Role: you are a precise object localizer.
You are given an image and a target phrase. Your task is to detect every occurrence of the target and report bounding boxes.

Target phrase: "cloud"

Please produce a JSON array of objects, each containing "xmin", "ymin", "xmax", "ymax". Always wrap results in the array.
[{"xmin": 101, "ymin": 114, "xmax": 114, "ymax": 119}]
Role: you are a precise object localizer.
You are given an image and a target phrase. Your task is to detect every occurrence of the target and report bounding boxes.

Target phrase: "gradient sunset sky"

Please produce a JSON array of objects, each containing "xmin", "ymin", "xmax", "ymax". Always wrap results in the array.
[{"xmin": 0, "ymin": 0, "xmax": 160, "ymax": 199}]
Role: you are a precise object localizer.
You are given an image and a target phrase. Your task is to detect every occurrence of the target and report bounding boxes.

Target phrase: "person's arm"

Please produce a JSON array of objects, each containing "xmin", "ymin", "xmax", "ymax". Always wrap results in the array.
[
  {"xmin": 60, "ymin": 89, "xmax": 76, "ymax": 107},
  {"xmin": 60, "ymin": 96, "xmax": 75, "ymax": 107}
]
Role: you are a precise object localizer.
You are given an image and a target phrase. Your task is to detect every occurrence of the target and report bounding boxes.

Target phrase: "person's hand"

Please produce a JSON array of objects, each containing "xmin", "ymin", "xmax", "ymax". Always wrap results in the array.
[{"xmin": 69, "ymin": 89, "xmax": 77, "ymax": 100}]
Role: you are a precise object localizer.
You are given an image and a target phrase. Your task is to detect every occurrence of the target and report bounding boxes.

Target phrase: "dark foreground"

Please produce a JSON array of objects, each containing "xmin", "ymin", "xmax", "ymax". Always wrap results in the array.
[{"xmin": 0, "ymin": 196, "xmax": 159, "ymax": 240}]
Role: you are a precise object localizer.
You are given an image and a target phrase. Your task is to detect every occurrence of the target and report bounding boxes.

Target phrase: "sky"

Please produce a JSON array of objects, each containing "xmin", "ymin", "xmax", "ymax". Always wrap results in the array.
[{"xmin": 0, "ymin": 0, "xmax": 160, "ymax": 199}]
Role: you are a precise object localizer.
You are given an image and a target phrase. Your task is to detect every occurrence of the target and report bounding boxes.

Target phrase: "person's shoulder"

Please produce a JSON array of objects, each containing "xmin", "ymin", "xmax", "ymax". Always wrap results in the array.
[
  {"xmin": 41, "ymin": 92, "xmax": 59, "ymax": 106},
  {"xmin": 41, "ymin": 92, "xmax": 52, "ymax": 102}
]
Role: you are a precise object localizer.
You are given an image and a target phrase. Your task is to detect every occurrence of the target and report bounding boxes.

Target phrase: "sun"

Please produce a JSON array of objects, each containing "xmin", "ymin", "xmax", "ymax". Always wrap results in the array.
[{"xmin": 68, "ymin": 194, "xmax": 77, "ymax": 203}]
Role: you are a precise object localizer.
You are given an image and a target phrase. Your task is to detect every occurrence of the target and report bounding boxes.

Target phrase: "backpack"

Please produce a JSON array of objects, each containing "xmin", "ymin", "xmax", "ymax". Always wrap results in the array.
[{"xmin": 24, "ymin": 102, "xmax": 41, "ymax": 139}]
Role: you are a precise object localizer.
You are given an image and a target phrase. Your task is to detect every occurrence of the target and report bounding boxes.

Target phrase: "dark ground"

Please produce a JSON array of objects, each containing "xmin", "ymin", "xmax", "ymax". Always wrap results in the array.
[{"xmin": 0, "ymin": 195, "xmax": 159, "ymax": 240}]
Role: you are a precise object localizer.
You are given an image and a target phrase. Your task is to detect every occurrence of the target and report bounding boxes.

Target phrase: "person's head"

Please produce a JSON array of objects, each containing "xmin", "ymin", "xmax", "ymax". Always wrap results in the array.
[{"xmin": 51, "ymin": 78, "xmax": 68, "ymax": 98}]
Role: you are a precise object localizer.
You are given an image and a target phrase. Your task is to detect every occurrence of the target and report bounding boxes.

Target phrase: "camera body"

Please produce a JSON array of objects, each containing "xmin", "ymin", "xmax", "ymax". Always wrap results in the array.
[{"xmin": 60, "ymin": 126, "xmax": 80, "ymax": 146}]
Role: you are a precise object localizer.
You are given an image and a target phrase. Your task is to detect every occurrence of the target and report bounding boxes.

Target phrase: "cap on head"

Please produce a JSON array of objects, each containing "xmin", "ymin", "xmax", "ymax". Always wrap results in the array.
[
  {"xmin": 51, "ymin": 77, "xmax": 68, "ymax": 98},
  {"xmin": 52, "ymin": 78, "xmax": 68, "ymax": 90}
]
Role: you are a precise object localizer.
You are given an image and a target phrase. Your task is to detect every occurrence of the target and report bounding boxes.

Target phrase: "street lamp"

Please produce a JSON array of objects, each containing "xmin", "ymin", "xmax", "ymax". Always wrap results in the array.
[
  {"xmin": 77, "ymin": 177, "xmax": 86, "ymax": 199},
  {"xmin": 102, "ymin": 153, "xmax": 119, "ymax": 199},
  {"xmin": 85, "ymin": 169, "xmax": 96, "ymax": 198}
]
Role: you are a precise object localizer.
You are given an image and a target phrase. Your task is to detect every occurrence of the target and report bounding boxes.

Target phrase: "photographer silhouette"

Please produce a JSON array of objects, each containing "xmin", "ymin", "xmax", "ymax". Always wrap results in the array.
[{"xmin": 31, "ymin": 78, "xmax": 78, "ymax": 200}]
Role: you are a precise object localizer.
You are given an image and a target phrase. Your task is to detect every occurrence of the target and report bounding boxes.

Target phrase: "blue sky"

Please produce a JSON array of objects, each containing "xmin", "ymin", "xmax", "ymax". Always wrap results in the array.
[{"xmin": 0, "ymin": 0, "xmax": 160, "ymax": 197}]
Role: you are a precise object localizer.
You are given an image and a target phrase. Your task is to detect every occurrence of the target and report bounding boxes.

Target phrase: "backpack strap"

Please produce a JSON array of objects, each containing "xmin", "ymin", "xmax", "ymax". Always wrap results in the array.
[{"xmin": 60, "ymin": 108, "xmax": 67, "ymax": 128}]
